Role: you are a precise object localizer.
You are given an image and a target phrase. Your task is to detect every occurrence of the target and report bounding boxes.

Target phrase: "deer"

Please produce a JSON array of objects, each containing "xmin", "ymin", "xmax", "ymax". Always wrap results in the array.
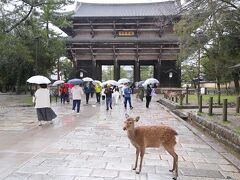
[{"xmin": 123, "ymin": 114, "xmax": 178, "ymax": 180}]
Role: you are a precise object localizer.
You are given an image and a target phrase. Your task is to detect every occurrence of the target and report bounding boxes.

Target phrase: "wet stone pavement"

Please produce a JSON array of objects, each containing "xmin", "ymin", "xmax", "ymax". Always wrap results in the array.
[{"xmin": 0, "ymin": 94, "xmax": 240, "ymax": 180}]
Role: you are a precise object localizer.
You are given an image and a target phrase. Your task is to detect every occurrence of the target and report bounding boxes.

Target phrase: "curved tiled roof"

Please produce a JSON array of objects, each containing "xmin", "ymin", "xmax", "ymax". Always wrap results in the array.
[{"xmin": 73, "ymin": 1, "xmax": 179, "ymax": 17}]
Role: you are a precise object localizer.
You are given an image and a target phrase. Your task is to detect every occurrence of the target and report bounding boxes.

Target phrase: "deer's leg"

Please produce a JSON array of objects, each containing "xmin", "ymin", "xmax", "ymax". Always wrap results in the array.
[
  {"xmin": 136, "ymin": 147, "xmax": 145, "ymax": 174},
  {"xmin": 133, "ymin": 148, "xmax": 139, "ymax": 170},
  {"xmin": 163, "ymin": 144, "xmax": 178, "ymax": 178}
]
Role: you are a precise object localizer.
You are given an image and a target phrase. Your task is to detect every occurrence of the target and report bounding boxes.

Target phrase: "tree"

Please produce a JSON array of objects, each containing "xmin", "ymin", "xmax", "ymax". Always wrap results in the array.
[
  {"xmin": 175, "ymin": 0, "xmax": 240, "ymax": 96},
  {"xmin": 0, "ymin": 0, "xmax": 74, "ymax": 92},
  {"xmin": 102, "ymin": 66, "xmax": 114, "ymax": 81},
  {"xmin": 140, "ymin": 66, "xmax": 154, "ymax": 80}
]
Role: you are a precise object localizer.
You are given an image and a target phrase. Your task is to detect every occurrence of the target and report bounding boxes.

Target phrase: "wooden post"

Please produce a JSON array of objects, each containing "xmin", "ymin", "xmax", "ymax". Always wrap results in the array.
[
  {"xmin": 236, "ymin": 96, "xmax": 240, "ymax": 114},
  {"xmin": 186, "ymin": 85, "xmax": 189, "ymax": 104},
  {"xmin": 223, "ymin": 99, "xmax": 227, "ymax": 121},
  {"xmin": 180, "ymin": 95, "xmax": 183, "ymax": 106},
  {"xmin": 208, "ymin": 97, "xmax": 213, "ymax": 116},
  {"xmin": 198, "ymin": 95, "xmax": 202, "ymax": 113}
]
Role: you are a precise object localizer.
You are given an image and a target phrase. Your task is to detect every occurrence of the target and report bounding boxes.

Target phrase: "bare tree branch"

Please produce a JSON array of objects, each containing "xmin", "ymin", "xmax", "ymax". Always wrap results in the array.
[{"xmin": 5, "ymin": 5, "xmax": 34, "ymax": 33}]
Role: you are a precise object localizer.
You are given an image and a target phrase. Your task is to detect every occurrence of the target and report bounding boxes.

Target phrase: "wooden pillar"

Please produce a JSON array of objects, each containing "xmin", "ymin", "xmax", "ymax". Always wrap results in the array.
[
  {"xmin": 114, "ymin": 58, "xmax": 119, "ymax": 81},
  {"xmin": 90, "ymin": 45, "xmax": 96, "ymax": 79},
  {"xmin": 156, "ymin": 58, "xmax": 161, "ymax": 82},
  {"xmin": 134, "ymin": 44, "xmax": 140, "ymax": 82},
  {"xmin": 92, "ymin": 59, "xmax": 96, "ymax": 80},
  {"xmin": 134, "ymin": 60, "xmax": 140, "ymax": 82}
]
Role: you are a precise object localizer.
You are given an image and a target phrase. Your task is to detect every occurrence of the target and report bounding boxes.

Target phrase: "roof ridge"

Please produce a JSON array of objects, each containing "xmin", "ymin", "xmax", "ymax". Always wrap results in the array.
[{"xmin": 77, "ymin": 1, "xmax": 175, "ymax": 6}]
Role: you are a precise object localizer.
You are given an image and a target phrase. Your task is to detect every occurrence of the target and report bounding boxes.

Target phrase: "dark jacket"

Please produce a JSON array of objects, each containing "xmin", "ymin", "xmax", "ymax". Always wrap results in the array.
[
  {"xmin": 84, "ymin": 86, "xmax": 91, "ymax": 94},
  {"xmin": 146, "ymin": 85, "xmax": 152, "ymax": 97}
]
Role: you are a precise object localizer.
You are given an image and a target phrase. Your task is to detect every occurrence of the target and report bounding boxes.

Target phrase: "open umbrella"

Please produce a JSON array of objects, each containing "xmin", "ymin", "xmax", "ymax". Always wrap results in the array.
[
  {"xmin": 67, "ymin": 78, "xmax": 83, "ymax": 85},
  {"xmin": 52, "ymin": 80, "xmax": 64, "ymax": 86},
  {"xmin": 102, "ymin": 80, "xmax": 118, "ymax": 86},
  {"xmin": 64, "ymin": 83, "xmax": 74, "ymax": 89},
  {"xmin": 83, "ymin": 77, "xmax": 93, "ymax": 82},
  {"xmin": 137, "ymin": 80, "xmax": 145, "ymax": 87},
  {"xmin": 92, "ymin": 80, "xmax": 102, "ymax": 86},
  {"xmin": 27, "ymin": 75, "xmax": 51, "ymax": 84},
  {"xmin": 143, "ymin": 78, "xmax": 159, "ymax": 86},
  {"xmin": 118, "ymin": 78, "xmax": 130, "ymax": 84}
]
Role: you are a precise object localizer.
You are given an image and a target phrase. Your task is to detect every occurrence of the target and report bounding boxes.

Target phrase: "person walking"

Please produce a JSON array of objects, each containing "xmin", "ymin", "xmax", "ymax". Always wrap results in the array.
[
  {"xmin": 104, "ymin": 84, "xmax": 113, "ymax": 110},
  {"xmin": 71, "ymin": 84, "xmax": 84, "ymax": 114},
  {"xmin": 95, "ymin": 82, "xmax": 102, "ymax": 103},
  {"xmin": 90, "ymin": 83, "xmax": 95, "ymax": 98},
  {"xmin": 59, "ymin": 85, "xmax": 67, "ymax": 104},
  {"xmin": 112, "ymin": 87, "xmax": 120, "ymax": 104},
  {"xmin": 124, "ymin": 84, "xmax": 133, "ymax": 110},
  {"xmin": 84, "ymin": 83, "xmax": 91, "ymax": 104},
  {"xmin": 33, "ymin": 84, "xmax": 57, "ymax": 126},
  {"xmin": 145, "ymin": 84, "xmax": 152, "ymax": 108},
  {"xmin": 139, "ymin": 87, "xmax": 144, "ymax": 102}
]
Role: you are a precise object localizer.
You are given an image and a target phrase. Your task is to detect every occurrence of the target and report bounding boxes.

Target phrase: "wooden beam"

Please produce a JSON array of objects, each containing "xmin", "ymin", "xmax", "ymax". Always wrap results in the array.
[
  {"xmin": 68, "ymin": 47, "xmax": 180, "ymax": 50},
  {"xmin": 73, "ymin": 28, "xmax": 163, "ymax": 32},
  {"xmin": 73, "ymin": 22, "xmax": 166, "ymax": 26}
]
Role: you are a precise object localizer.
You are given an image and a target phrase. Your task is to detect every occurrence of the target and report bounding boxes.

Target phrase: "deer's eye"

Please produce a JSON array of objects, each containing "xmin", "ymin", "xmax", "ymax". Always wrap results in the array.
[{"xmin": 129, "ymin": 122, "xmax": 132, "ymax": 124}]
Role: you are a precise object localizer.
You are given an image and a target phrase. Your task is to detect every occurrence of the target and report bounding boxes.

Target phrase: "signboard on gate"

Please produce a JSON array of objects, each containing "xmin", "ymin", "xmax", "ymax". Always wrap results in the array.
[{"xmin": 117, "ymin": 31, "xmax": 135, "ymax": 36}]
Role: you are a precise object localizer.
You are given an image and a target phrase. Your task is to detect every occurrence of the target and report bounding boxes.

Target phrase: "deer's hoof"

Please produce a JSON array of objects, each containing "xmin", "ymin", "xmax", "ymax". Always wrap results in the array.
[
  {"xmin": 132, "ymin": 168, "xmax": 136, "ymax": 170},
  {"xmin": 172, "ymin": 177, "xmax": 177, "ymax": 180},
  {"xmin": 169, "ymin": 169, "xmax": 174, "ymax": 172},
  {"xmin": 136, "ymin": 171, "xmax": 140, "ymax": 174}
]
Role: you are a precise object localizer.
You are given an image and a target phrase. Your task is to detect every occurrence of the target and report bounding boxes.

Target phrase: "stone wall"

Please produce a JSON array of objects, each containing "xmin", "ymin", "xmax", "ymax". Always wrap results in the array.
[{"xmin": 188, "ymin": 113, "xmax": 240, "ymax": 154}]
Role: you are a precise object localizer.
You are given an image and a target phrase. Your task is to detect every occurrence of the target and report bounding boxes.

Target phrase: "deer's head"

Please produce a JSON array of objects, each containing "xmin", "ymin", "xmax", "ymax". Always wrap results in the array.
[{"xmin": 123, "ymin": 113, "xmax": 140, "ymax": 131}]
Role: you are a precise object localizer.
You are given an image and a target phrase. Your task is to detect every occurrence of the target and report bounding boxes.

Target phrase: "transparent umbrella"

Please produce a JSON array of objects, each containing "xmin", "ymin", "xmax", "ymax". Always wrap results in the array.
[
  {"xmin": 83, "ymin": 77, "xmax": 93, "ymax": 82},
  {"xmin": 52, "ymin": 80, "xmax": 64, "ymax": 86},
  {"xmin": 117, "ymin": 78, "xmax": 130, "ymax": 84}
]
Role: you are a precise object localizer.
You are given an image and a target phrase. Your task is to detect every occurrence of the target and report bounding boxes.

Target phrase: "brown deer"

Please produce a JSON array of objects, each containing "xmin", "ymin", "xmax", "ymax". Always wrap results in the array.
[{"xmin": 123, "ymin": 114, "xmax": 178, "ymax": 180}]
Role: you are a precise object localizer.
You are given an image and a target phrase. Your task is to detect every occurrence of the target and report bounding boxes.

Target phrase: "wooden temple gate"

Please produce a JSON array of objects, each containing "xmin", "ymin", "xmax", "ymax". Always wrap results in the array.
[{"xmin": 65, "ymin": 1, "xmax": 181, "ymax": 87}]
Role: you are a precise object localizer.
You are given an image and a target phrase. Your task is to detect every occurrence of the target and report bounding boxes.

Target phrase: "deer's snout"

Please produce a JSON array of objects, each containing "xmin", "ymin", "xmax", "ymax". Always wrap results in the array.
[{"xmin": 123, "ymin": 127, "xmax": 127, "ymax": 131}]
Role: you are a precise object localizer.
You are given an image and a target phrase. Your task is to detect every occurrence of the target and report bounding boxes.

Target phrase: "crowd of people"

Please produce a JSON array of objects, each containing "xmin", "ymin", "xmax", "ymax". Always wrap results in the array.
[{"xmin": 32, "ymin": 80, "xmax": 157, "ymax": 125}]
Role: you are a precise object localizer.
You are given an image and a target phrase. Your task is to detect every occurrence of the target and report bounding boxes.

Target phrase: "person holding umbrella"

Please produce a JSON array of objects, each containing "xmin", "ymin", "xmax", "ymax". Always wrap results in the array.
[
  {"xmin": 84, "ymin": 82, "xmax": 91, "ymax": 104},
  {"xmin": 95, "ymin": 82, "xmax": 102, "ymax": 103},
  {"xmin": 33, "ymin": 84, "xmax": 57, "ymax": 126},
  {"xmin": 123, "ymin": 83, "xmax": 133, "ymax": 110},
  {"xmin": 104, "ymin": 84, "xmax": 113, "ymax": 110},
  {"xmin": 71, "ymin": 84, "xmax": 84, "ymax": 114},
  {"xmin": 145, "ymin": 84, "xmax": 153, "ymax": 108}
]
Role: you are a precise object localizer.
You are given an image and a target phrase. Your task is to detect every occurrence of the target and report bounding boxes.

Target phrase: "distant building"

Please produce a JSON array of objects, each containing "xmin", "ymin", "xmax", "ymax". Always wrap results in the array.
[{"xmin": 64, "ymin": 1, "xmax": 181, "ymax": 87}]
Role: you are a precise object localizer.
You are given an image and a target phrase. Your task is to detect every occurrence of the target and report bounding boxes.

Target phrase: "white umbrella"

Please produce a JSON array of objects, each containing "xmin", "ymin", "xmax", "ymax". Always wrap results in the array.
[
  {"xmin": 52, "ymin": 80, "xmax": 64, "ymax": 86},
  {"xmin": 118, "ymin": 78, "xmax": 130, "ymax": 84},
  {"xmin": 92, "ymin": 80, "xmax": 102, "ymax": 86},
  {"xmin": 83, "ymin": 77, "xmax": 93, "ymax": 82},
  {"xmin": 27, "ymin": 75, "xmax": 51, "ymax": 84},
  {"xmin": 102, "ymin": 80, "xmax": 118, "ymax": 86},
  {"xmin": 142, "ymin": 78, "xmax": 159, "ymax": 87}
]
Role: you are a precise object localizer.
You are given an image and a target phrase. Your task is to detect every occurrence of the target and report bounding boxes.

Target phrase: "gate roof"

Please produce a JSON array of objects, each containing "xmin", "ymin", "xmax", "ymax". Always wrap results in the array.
[{"xmin": 73, "ymin": 1, "xmax": 179, "ymax": 18}]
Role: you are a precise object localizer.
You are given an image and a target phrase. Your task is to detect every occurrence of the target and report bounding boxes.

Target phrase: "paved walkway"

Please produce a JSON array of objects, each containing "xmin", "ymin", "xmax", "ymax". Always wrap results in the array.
[{"xmin": 0, "ymin": 95, "xmax": 240, "ymax": 180}]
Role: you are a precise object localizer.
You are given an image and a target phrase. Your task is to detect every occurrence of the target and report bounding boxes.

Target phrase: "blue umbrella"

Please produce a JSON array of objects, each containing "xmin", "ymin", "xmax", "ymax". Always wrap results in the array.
[{"xmin": 67, "ymin": 78, "xmax": 83, "ymax": 85}]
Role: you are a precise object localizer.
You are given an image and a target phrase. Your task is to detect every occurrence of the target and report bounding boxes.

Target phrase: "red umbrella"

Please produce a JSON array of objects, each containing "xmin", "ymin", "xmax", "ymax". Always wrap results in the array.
[{"xmin": 64, "ymin": 83, "xmax": 74, "ymax": 89}]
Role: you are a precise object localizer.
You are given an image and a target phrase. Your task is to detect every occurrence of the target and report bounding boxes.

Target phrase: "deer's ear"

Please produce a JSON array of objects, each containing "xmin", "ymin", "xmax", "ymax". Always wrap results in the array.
[
  {"xmin": 135, "ymin": 116, "xmax": 140, "ymax": 122},
  {"xmin": 125, "ymin": 113, "xmax": 129, "ymax": 118}
]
